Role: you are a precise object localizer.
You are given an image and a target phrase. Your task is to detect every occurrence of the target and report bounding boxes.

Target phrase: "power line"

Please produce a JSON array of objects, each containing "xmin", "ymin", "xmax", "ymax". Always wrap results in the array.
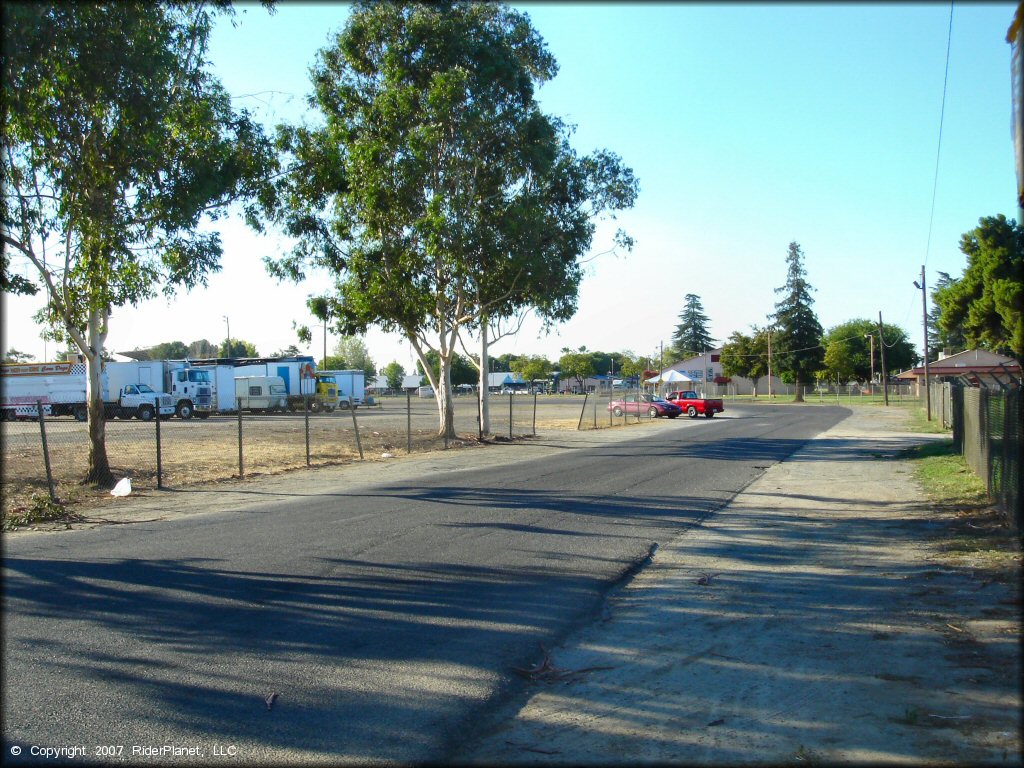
[{"xmin": 924, "ymin": 1, "xmax": 955, "ymax": 271}]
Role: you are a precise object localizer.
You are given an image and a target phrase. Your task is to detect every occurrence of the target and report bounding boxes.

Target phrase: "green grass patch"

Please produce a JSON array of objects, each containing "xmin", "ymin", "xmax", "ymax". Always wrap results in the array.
[
  {"xmin": 904, "ymin": 405, "xmax": 949, "ymax": 434},
  {"xmin": 903, "ymin": 439, "xmax": 989, "ymax": 507}
]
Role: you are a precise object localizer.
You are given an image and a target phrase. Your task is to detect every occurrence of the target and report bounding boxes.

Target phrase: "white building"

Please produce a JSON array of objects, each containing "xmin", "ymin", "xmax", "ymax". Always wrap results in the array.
[{"xmin": 662, "ymin": 348, "xmax": 791, "ymax": 397}]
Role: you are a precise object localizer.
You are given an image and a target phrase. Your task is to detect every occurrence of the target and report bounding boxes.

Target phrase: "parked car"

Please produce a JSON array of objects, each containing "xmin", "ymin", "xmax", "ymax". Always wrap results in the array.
[
  {"xmin": 664, "ymin": 390, "xmax": 725, "ymax": 418},
  {"xmin": 608, "ymin": 393, "xmax": 682, "ymax": 419}
]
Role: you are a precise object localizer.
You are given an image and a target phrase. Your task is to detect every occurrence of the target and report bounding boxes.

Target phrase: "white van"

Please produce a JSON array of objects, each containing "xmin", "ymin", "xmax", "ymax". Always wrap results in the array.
[
  {"xmin": 234, "ymin": 376, "xmax": 288, "ymax": 412},
  {"xmin": 417, "ymin": 386, "xmax": 434, "ymax": 398}
]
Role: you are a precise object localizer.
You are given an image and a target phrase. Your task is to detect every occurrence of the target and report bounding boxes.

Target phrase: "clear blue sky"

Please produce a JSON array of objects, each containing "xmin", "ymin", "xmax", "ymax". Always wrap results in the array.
[{"xmin": 4, "ymin": 2, "xmax": 1017, "ymax": 373}]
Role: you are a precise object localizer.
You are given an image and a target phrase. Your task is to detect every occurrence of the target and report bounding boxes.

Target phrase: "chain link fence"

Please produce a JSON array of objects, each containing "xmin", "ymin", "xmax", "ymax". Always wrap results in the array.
[
  {"xmin": 2, "ymin": 392, "xmax": 566, "ymax": 521},
  {"xmin": 952, "ymin": 384, "xmax": 1022, "ymax": 533}
]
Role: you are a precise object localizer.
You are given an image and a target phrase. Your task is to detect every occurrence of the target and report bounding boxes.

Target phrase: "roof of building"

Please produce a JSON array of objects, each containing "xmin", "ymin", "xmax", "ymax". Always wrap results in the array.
[{"xmin": 897, "ymin": 349, "xmax": 1021, "ymax": 378}]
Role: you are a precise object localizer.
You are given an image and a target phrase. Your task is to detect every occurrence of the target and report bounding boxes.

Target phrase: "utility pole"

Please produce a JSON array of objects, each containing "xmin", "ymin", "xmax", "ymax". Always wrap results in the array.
[
  {"xmin": 767, "ymin": 328, "xmax": 773, "ymax": 399},
  {"xmin": 865, "ymin": 333, "xmax": 875, "ymax": 391},
  {"xmin": 877, "ymin": 312, "xmax": 889, "ymax": 406},
  {"xmin": 914, "ymin": 265, "xmax": 932, "ymax": 420}
]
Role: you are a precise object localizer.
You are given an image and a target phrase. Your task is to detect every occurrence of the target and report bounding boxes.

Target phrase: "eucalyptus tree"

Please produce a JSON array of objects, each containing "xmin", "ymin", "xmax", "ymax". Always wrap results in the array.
[
  {"xmin": 771, "ymin": 242, "xmax": 824, "ymax": 401},
  {"xmin": 2, "ymin": 2, "xmax": 274, "ymax": 484},
  {"xmin": 259, "ymin": 1, "xmax": 635, "ymax": 438},
  {"xmin": 468, "ymin": 137, "xmax": 636, "ymax": 433}
]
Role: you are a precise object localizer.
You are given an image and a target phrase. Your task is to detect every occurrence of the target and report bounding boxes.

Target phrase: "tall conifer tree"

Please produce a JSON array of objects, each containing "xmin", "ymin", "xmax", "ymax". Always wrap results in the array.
[{"xmin": 772, "ymin": 242, "xmax": 823, "ymax": 401}]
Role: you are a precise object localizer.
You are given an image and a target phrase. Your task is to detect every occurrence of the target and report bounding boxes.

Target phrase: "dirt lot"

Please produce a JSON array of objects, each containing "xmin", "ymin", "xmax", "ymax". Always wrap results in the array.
[{"xmin": 2, "ymin": 394, "xmax": 606, "ymax": 524}]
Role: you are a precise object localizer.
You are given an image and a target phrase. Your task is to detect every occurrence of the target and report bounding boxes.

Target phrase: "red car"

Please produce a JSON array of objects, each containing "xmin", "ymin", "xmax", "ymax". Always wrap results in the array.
[
  {"xmin": 665, "ymin": 390, "xmax": 725, "ymax": 418},
  {"xmin": 608, "ymin": 393, "xmax": 682, "ymax": 419}
]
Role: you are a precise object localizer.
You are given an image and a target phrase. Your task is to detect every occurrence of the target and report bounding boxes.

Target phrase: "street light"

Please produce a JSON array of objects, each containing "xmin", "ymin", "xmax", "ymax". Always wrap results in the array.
[
  {"xmin": 913, "ymin": 266, "xmax": 932, "ymax": 421},
  {"xmin": 222, "ymin": 315, "xmax": 230, "ymax": 356}
]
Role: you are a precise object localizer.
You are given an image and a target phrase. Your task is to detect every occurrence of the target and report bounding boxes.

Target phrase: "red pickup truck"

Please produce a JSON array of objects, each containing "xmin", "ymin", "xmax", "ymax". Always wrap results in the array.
[{"xmin": 665, "ymin": 390, "xmax": 725, "ymax": 418}]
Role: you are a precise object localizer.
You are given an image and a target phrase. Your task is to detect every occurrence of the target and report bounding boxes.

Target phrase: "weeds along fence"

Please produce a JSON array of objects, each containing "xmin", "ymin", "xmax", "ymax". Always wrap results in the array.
[
  {"xmin": 948, "ymin": 383, "xmax": 1022, "ymax": 533},
  {"xmin": 1, "ymin": 392, "xmax": 546, "ymax": 517}
]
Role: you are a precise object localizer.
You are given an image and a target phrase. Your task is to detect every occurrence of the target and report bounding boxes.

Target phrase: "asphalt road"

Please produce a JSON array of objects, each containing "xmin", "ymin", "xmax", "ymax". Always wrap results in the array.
[{"xmin": 2, "ymin": 404, "xmax": 849, "ymax": 765}]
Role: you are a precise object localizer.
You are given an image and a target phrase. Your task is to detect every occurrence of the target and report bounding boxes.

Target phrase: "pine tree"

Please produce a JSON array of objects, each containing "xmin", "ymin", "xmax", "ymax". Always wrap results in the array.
[
  {"xmin": 670, "ymin": 294, "xmax": 715, "ymax": 360},
  {"xmin": 927, "ymin": 272, "xmax": 966, "ymax": 360},
  {"xmin": 772, "ymin": 242, "xmax": 823, "ymax": 401}
]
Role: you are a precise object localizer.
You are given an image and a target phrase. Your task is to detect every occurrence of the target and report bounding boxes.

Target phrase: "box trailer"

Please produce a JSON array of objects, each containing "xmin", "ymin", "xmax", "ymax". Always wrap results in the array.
[
  {"xmin": 106, "ymin": 360, "xmax": 213, "ymax": 419},
  {"xmin": 190, "ymin": 356, "xmax": 332, "ymax": 412},
  {"xmin": 318, "ymin": 369, "xmax": 365, "ymax": 409},
  {"xmin": 1, "ymin": 361, "xmax": 175, "ymax": 421},
  {"xmin": 234, "ymin": 376, "xmax": 288, "ymax": 412}
]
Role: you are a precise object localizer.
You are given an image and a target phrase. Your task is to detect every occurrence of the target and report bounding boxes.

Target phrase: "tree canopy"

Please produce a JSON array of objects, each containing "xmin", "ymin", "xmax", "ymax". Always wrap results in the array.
[
  {"xmin": 381, "ymin": 361, "xmax": 406, "ymax": 390},
  {"xmin": 927, "ymin": 271, "xmax": 966, "ymax": 360},
  {"xmin": 934, "ymin": 215, "xmax": 1023, "ymax": 361},
  {"xmin": 329, "ymin": 336, "xmax": 376, "ymax": 379},
  {"xmin": 510, "ymin": 354, "xmax": 553, "ymax": 385},
  {"xmin": 2, "ymin": 2, "xmax": 274, "ymax": 483},
  {"xmin": 258, "ymin": 1, "xmax": 636, "ymax": 437},
  {"xmin": 819, "ymin": 319, "xmax": 917, "ymax": 383},
  {"xmin": 720, "ymin": 328, "xmax": 770, "ymax": 393}
]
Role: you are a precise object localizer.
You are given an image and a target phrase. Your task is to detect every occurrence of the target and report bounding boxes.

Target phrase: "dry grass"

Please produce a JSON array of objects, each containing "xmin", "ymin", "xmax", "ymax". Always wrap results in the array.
[{"xmin": 1, "ymin": 411, "xmax": 549, "ymax": 526}]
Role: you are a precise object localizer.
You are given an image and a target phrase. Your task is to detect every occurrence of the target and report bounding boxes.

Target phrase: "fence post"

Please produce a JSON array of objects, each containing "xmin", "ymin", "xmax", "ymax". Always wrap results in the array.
[
  {"xmin": 532, "ymin": 391, "xmax": 537, "ymax": 436},
  {"xmin": 36, "ymin": 400, "xmax": 57, "ymax": 502},
  {"xmin": 155, "ymin": 406, "xmax": 163, "ymax": 489},
  {"xmin": 407, "ymin": 390, "xmax": 412, "ymax": 453},
  {"xmin": 349, "ymin": 396, "xmax": 364, "ymax": 459},
  {"xmin": 304, "ymin": 394, "xmax": 311, "ymax": 467},
  {"xmin": 237, "ymin": 397, "xmax": 244, "ymax": 479},
  {"xmin": 577, "ymin": 392, "xmax": 589, "ymax": 430}
]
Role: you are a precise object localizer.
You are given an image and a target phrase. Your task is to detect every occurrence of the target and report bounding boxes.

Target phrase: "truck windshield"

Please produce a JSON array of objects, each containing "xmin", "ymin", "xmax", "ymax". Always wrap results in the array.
[
  {"xmin": 187, "ymin": 370, "xmax": 210, "ymax": 383},
  {"xmin": 137, "ymin": 384, "xmax": 155, "ymax": 393}
]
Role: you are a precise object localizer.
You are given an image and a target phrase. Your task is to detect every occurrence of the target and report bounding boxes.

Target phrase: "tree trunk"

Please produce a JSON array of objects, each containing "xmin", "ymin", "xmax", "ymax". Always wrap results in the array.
[
  {"xmin": 408, "ymin": 336, "xmax": 457, "ymax": 440},
  {"xmin": 83, "ymin": 313, "xmax": 114, "ymax": 486},
  {"xmin": 437, "ymin": 361, "xmax": 456, "ymax": 439},
  {"xmin": 793, "ymin": 378, "xmax": 804, "ymax": 402},
  {"xmin": 478, "ymin": 322, "xmax": 490, "ymax": 435}
]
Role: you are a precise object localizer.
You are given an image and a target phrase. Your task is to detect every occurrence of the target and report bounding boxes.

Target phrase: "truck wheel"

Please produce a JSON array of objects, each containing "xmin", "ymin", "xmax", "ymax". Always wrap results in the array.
[
  {"xmin": 705, "ymin": 410, "xmax": 715, "ymax": 418},
  {"xmin": 73, "ymin": 406, "xmax": 87, "ymax": 422},
  {"xmin": 310, "ymin": 400, "xmax": 321, "ymax": 413},
  {"xmin": 648, "ymin": 406, "xmax": 659, "ymax": 418},
  {"xmin": 612, "ymin": 406, "xmax": 624, "ymax": 417},
  {"xmin": 138, "ymin": 405, "xmax": 154, "ymax": 421},
  {"xmin": 176, "ymin": 401, "xmax": 194, "ymax": 420},
  {"xmin": 339, "ymin": 401, "xmax": 350, "ymax": 410},
  {"xmin": 687, "ymin": 406, "xmax": 698, "ymax": 418}
]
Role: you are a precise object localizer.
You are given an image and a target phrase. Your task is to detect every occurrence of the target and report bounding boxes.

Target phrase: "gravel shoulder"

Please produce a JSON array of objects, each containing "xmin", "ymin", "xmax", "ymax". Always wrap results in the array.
[{"xmin": 452, "ymin": 407, "xmax": 1022, "ymax": 765}]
